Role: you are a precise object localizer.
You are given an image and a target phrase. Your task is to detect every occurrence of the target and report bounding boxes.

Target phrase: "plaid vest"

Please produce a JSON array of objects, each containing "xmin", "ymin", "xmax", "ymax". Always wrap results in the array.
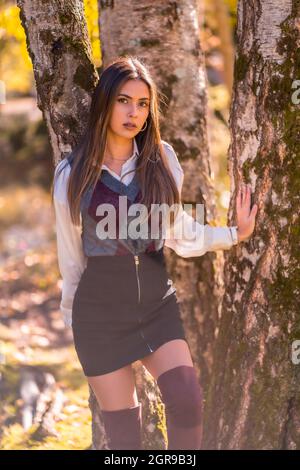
[{"xmin": 67, "ymin": 154, "xmax": 165, "ymax": 257}]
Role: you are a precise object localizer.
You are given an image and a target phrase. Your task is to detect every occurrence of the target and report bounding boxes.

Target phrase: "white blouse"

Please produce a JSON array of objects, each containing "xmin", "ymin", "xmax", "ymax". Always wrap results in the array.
[{"xmin": 53, "ymin": 139, "xmax": 238, "ymax": 327}]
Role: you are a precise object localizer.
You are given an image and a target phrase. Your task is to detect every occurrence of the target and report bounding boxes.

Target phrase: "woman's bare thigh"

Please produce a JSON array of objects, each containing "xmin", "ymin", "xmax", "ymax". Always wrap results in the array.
[
  {"xmin": 87, "ymin": 363, "xmax": 138, "ymax": 411},
  {"xmin": 139, "ymin": 339, "xmax": 194, "ymax": 381}
]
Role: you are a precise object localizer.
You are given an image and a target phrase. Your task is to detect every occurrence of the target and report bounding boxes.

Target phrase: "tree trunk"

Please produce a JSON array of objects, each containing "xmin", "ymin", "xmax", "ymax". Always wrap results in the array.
[
  {"xmin": 203, "ymin": 0, "xmax": 300, "ymax": 449},
  {"xmin": 16, "ymin": 0, "xmax": 98, "ymax": 162},
  {"xmin": 98, "ymin": 0, "xmax": 228, "ymax": 449}
]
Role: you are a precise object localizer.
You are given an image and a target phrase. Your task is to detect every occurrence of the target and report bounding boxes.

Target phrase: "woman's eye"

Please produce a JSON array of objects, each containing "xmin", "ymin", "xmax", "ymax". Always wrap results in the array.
[{"xmin": 117, "ymin": 98, "xmax": 148, "ymax": 107}]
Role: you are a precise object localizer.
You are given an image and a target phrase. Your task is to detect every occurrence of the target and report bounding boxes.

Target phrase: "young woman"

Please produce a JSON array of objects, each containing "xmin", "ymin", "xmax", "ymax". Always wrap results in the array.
[{"xmin": 52, "ymin": 56, "xmax": 258, "ymax": 450}]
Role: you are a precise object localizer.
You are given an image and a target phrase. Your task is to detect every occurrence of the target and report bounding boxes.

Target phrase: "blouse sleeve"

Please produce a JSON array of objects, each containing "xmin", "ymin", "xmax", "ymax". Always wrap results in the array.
[
  {"xmin": 53, "ymin": 159, "xmax": 87, "ymax": 328},
  {"xmin": 162, "ymin": 141, "xmax": 238, "ymax": 257}
]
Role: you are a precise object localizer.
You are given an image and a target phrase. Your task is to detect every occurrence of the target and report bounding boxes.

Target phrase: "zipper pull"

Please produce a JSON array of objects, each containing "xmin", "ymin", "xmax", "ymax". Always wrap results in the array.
[{"xmin": 134, "ymin": 255, "xmax": 139, "ymax": 265}]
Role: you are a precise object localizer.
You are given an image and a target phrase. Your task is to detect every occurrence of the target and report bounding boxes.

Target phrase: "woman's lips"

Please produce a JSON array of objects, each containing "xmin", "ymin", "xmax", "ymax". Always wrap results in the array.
[{"xmin": 123, "ymin": 124, "xmax": 137, "ymax": 130}]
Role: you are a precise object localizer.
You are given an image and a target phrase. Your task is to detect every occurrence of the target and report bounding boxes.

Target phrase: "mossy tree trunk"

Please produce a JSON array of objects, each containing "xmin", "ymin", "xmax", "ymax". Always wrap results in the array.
[
  {"xmin": 203, "ymin": 0, "xmax": 300, "ymax": 449},
  {"xmin": 98, "ymin": 0, "xmax": 230, "ymax": 449},
  {"xmin": 16, "ymin": 0, "xmax": 98, "ymax": 162}
]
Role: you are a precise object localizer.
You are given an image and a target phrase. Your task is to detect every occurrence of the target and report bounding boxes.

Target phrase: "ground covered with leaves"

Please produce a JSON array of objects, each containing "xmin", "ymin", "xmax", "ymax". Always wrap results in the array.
[{"xmin": 0, "ymin": 185, "xmax": 92, "ymax": 450}]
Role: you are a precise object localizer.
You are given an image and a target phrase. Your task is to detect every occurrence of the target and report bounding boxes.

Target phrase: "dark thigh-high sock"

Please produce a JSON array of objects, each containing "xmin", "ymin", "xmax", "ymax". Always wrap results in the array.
[
  {"xmin": 157, "ymin": 365, "xmax": 203, "ymax": 450},
  {"xmin": 100, "ymin": 402, "xmax": 142, "ymax": 450}
]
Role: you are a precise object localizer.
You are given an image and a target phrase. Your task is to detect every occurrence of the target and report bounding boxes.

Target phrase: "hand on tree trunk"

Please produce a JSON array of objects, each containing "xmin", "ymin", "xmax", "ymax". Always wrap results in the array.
[{"xmin": 236, "ymin": 184, "xmax": 258, "ymax": 242}]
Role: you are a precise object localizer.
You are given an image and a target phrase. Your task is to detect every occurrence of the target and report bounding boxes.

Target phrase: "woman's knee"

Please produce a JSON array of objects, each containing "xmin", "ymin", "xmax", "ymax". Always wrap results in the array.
[{"xmin": 157, "ymin": 365, "xmax": 203, "ymax": 427}]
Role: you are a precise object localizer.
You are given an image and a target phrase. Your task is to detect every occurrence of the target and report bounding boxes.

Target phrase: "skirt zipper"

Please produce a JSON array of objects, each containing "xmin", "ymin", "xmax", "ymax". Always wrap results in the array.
[
  {"xmin": 134, "ymin": 254, "xmax": 154, "ymax": 353},
  {"xmin": 134, "ymin": 255, "xmax": 141, "ymax": 304}
]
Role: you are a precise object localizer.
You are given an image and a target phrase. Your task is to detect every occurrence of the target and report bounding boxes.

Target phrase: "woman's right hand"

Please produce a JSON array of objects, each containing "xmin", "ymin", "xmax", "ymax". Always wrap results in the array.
[{"xmin": 236, "ymin": 183, "xmax": 258, "ymax": 242}]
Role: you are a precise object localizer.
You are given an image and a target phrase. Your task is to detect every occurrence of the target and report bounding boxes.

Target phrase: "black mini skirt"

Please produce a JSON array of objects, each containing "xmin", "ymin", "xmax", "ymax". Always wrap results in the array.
[{"xmin": 71, "ymin": 248, "xmax": 187, "ymax": 376}]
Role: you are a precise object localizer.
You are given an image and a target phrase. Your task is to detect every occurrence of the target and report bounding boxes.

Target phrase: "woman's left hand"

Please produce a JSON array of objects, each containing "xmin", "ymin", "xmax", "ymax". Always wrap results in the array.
[{"xmin": 236, "ymin": 183, "xmax": 258, "ymax": 242}]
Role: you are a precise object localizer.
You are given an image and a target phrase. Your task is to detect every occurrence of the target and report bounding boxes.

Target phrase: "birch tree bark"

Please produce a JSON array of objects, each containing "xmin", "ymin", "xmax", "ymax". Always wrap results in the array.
[
  {"xmin": 203, "ymin": 0, "xmax": 300, "ymax": 449},
  {"xmin": 98, "ymin": 0, "xmax": 229, "ymax": 449},
  {"xmin": 16, "ymin": 0, "xmax": 98, "ymax": 162}
]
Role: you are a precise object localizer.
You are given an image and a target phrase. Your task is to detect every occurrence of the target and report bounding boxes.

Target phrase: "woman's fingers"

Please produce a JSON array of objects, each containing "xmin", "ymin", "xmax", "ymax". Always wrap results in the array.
[
  {"xmin": 246, "ymin": 184, "xmax": 251, "ymax": 204},
  {"xmin": 241, "ymin": 184, "xmax": 251, "ymax": 207},
  {"xmin": 237, "ymin": 183, "xmax": 256, "ymax": 215},
  {"xmin": 245, "ymin": 185, "xmax": 251, "ymax": 216},
  {"xmin": 241, "ymin": 184, "xmax": 245, "ymax": 205},
  {"xmin": 250, "ymin": 203, "xmax": 258, "ymax": 219},
  {"xmin": 237, "ymin": 184, "xmax": 253, "ymax": 220},
  {"xmin": 245, "ymin": 184, "xmax": 250, "ymax": 204},
  {"xmin": 237, "ymin": 184, "xmax": 244, "ymax": 209},
  {"xmin": 239, "ymin": 183, "xmax": 246, "ymax": 208}
]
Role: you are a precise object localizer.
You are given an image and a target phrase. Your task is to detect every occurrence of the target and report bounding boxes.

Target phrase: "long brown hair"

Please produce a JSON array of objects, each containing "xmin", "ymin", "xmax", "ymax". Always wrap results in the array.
[{"xmin": 51, "ymin": 55, "xmax": 181, "ymax": 229}]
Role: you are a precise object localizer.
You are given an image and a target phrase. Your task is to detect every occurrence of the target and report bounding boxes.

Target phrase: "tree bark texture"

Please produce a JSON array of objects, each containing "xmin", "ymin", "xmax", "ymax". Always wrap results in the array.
[
  {"xmin": 17, "ymin": 0, "xmax": 98, "ymax": 164},
  {"xmin": 203, "ymin": 0, "xmax": 300, "ymax": 449}
]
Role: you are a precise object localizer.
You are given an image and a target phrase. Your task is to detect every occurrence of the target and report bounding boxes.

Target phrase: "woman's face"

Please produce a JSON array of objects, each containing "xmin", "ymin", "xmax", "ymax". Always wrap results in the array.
[{"xmin": 108, "ymin": 79, "xmax": 150, "ymax": 139}]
